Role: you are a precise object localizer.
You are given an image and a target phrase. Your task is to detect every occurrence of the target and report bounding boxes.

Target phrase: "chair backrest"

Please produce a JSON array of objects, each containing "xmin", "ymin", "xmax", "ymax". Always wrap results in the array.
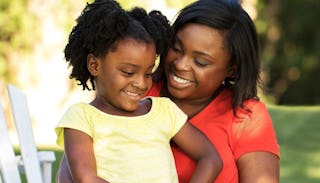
[
  {"xmin": 7, "ymin": 84, "xmax": 43, "ymax": 183},
  {"xmin": 0, "ymin": 99, "xmax": 22, "ymax": 183}
]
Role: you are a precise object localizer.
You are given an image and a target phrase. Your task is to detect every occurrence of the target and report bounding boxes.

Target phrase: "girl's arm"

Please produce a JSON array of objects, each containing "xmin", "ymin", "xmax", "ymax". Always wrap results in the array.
[
  {"xmin": 64, "ymin": 128, "xmax": 109, "ymax": 183},
  {"xmin": 172, "ymin": 122, "xmax": 223, "ymax": 183}
]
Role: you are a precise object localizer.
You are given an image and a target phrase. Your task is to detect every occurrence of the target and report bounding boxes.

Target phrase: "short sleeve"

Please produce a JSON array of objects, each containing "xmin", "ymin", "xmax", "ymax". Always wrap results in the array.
[
  {"xmin": 55, "ymin": 103, "xmax": 93, "ymax": 149},
  {"xmin": 232, "ymin": 102, "xmax": 280, "ymax": 159},
  {"xmin": 161, "ymin": 97, "xmax": 188, "ymax": 137}
]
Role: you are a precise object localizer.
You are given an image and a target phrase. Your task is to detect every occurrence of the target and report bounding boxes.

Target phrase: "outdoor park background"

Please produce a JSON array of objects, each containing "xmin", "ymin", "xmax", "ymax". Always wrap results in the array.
[{"xmin": 0, "ymin": 0, "xmax": 319, "ymax": 182}]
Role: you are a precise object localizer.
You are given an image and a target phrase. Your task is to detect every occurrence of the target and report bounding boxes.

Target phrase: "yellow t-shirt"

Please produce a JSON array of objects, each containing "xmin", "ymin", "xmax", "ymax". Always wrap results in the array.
[{"xmin": 55, "ymin": 97, "xmax": 187, "ymax": 183}]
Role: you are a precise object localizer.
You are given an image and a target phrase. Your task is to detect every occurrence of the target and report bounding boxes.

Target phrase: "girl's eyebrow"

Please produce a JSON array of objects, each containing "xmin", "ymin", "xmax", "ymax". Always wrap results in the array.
[
  {"xmin": 118, "ymin": 63, "xmax": 140, "ymax": 69},
  {"xmin": 119, "ymin": 63, "xmax": 155, "ymax": 69}
]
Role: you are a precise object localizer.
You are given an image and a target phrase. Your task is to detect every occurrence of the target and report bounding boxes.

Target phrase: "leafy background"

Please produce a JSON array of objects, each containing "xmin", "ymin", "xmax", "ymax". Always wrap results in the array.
[{"xmin": 1, "ymin": 0, "xmax": 319, "ymax": 182}]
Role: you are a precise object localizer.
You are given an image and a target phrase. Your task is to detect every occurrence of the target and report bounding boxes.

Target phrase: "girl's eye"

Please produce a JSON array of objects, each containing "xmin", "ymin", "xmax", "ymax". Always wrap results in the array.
[
  {"xmin": 145, "ymin": 73, "xmax": 152, "ymax": 78},
  {"xmin": 122, "ymin": 70, "xmax": 134, "ymax": 76},
  {"xmin": 171, "ymin": 43, "xmax": 183, "ymax": 53}
]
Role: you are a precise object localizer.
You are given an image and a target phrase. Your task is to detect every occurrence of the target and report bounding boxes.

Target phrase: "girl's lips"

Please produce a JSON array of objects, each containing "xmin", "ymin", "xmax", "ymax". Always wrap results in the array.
[{"xmin": 123, "ymin": 90, "xmax": 144, "ymax": 101}]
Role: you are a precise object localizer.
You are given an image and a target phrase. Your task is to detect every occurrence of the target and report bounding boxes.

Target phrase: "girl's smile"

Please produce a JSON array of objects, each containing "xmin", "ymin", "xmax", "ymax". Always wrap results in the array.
[{"xmin": 88, "ymin": 38, "xmax": 156, "ymax": 115}]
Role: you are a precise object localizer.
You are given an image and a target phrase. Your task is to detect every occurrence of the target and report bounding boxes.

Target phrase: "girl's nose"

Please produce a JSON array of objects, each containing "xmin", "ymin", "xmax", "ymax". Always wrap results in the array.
[{"xmin": 132, "ymin": 75, "xmax": 148, "ymax": 90}]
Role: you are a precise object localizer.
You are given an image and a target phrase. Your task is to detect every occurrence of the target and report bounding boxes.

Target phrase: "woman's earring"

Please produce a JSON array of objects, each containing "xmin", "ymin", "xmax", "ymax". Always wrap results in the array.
[{"xmin": 228, "ymin": 80, "xmax": 235, "ymax": 85}]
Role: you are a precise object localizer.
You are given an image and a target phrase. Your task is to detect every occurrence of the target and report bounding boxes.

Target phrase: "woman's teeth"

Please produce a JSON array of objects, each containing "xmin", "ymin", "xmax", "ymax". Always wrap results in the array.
[{"xmin": 173, "ymin": 75, "xmax": 190, "ymax": 84}]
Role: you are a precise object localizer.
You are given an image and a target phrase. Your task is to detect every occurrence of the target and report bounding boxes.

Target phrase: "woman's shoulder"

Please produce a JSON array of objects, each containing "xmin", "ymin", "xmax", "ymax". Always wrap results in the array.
[
  {"xmin": 242, "ymin": 99, "xmax": 269, "ymax": 115},
  {"xmin": 231, "ymin": 99, "xmax": 279, "ymax": 159},
  {"xmin": 234, "ymin": 98, "xmax": 272, "ymax": 126}
]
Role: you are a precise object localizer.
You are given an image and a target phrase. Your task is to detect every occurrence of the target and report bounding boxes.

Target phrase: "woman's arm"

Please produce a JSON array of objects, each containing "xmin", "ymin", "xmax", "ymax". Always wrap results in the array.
[
  {"xmin": 237, "ymin": 152, "xmax": 279, "ymax": 183},
  {"xmin": 64, "ymin": 128, "xmax": 109, "ymax": 183},
  {"xmin": 172, "ymin": 122, "xmax": 223, "ymax": 183}
]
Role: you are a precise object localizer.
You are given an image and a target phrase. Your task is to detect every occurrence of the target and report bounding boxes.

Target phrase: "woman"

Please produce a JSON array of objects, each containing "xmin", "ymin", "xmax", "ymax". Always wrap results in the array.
[
  {"xmin": 57, "ymin": 0, "xmax": 280, "ymax": 182},
  {"xmin": 150, "ymin": 0, "xmax": 280, "ymax": 182}
]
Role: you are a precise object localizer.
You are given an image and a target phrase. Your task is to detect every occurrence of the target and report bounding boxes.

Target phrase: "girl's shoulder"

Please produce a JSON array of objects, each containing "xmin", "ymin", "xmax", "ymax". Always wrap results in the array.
[{"xmin": 144, "ymin": 96, "xmax": 175, "ymax": 108}]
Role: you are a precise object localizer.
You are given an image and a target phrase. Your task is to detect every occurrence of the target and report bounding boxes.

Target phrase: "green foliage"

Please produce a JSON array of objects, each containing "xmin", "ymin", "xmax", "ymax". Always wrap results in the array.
[
  {"xmin": 117, "ymin": 0, "xmax": 148, "ymax": 9},
  {"xmin": 117, "ymin": 0, "xmax": 196, "ymax": 10},
  {"xmin": 269, "ymin": 105, "xmax": 320, "ymax": 183},
  {"xmin": 0, "ymin": 0, "xmax": 38, "ymax": 82},
  {"xmin": 258, "ymin": 0, "xmax": 320, "ymax": 105}
]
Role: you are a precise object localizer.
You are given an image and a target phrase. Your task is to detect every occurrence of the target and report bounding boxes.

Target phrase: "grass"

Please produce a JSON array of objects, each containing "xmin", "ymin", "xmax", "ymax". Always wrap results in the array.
[
  {"xmin": 268, "ymin": 105, "xmax": 320, "ymax": 183},
  {"xmin": 19, "ymin": 105, "xmax": 320, "ymax": 183}
]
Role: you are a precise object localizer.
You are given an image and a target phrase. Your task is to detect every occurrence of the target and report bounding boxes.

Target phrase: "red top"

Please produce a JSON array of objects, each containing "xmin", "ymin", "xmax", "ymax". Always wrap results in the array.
[{"xmin": 146, "ymin": 82, "xmax": 280, "ymax": 183}]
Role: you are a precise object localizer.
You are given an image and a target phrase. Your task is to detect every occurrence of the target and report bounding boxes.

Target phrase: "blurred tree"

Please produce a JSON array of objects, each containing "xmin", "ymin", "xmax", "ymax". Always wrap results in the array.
[
  {"xmin": 117, "ymin": 0, "xmax": 148, "ymax": 9},
  {"xmin": 258, "ymin": 0, "xmax": 320, "ymax": 105},
  {"xmin": 0, "ymin": 0, "xmax": 38, "ymax": 84},
  {"xmin": 165, "ymin": 0, "xmax": 196, "ymax": 8},
  {"xmin": 117, "ymin": 0, "xmax": 195, "ymax": 10}
]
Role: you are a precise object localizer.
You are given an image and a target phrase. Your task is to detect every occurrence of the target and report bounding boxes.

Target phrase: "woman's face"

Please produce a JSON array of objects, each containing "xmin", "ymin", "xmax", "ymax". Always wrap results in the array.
[{"xmin": 165, "ymin": 23, "xmax": 233, "ymax": 102}]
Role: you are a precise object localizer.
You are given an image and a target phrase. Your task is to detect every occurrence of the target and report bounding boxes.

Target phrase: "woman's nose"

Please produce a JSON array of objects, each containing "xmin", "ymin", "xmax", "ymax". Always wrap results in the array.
[{"xmin": 174, "ymin": 55, "xmax": 191, "ymax": 70}]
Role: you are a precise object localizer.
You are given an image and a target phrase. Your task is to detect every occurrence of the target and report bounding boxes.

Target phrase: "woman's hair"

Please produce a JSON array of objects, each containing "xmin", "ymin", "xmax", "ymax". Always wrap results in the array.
[
  {"xmin": 64, "ymin": 0, "xmax": 172, "ymax": 90},
  {"xmin": 155, "ymin": 0, "xmax": 261, "ymax": 114}
]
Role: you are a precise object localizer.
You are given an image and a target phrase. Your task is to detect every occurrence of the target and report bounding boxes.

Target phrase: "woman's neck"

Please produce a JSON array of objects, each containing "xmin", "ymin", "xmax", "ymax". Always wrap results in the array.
[
  {"xmin": 160, "ymin": 86, "xmax": 222, "ymax": 119},
  {"xmin": 174, "ymin": 99, "xmax": 210, "ymax": 119}
]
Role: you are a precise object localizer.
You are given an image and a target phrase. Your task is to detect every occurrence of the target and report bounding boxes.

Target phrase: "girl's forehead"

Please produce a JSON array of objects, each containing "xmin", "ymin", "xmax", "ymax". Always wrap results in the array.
[
  {"xmin": 105, "ymin": 38, "xmax": 156, "ymax": 64},
  {"xmin": 111, "ymin": 37, "xmax": 154, "ymax": 50}
]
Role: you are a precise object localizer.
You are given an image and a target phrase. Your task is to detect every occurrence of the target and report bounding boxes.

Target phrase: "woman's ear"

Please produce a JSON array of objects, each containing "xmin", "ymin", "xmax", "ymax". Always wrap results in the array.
[
  {"xmin": 227, "ymin": 64, "xmax": 237, "ymax": 78},
  {"xmin": 87, "ymin": 54, "xmax": 99, "ymax": 76}
]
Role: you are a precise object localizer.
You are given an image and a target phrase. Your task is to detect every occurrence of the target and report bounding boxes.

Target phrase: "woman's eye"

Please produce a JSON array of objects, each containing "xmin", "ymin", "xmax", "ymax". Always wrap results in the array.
[
  {"xmin": 171, "ymin": 44, "xmax": 183, "ymax": 53},
  {"xmin": 195, "ymin": 59, "xmax": 208, "ymax": 67}
]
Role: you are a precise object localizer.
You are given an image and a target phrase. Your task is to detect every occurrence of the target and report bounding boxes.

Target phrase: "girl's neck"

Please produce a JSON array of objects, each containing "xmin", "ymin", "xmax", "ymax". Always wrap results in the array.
[{"xmin": 90, "ymin": 97, "xmax": 152, "ymax": 117}]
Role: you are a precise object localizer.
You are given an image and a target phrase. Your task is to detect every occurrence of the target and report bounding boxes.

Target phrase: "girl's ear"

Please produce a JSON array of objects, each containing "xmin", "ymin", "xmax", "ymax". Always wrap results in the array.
[{"xmin": 87, "ymin": 54, "xmax": 99, "ymax": 76}]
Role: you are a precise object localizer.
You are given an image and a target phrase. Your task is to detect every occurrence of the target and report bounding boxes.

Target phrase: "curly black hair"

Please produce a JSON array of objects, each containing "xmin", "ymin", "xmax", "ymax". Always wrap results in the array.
[{"xmin": 64, "ymin": 0, "xmax": 172, "ymax": 90}]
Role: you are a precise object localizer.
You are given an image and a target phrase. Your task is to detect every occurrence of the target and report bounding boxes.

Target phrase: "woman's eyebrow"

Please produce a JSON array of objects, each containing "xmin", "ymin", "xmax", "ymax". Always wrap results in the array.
[{"xmin": 193, "ymin": 50, "xmax": 215, "ymax": 60}]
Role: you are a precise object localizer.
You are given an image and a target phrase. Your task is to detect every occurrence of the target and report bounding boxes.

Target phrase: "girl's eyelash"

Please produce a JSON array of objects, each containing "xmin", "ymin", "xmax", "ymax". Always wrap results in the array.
[{"xmin": 122, "ymin": 71, "xmax": 133, "ymax": 76}]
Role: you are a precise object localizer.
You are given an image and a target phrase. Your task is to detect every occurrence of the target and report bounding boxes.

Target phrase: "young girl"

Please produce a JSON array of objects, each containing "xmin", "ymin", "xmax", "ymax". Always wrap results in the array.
[{"xmin": 55, "ymin": 0, "xmax": 222, "ymax": 183}]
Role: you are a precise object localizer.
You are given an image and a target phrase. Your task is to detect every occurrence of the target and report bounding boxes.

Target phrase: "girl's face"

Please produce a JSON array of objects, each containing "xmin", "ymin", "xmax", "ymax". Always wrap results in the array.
[
  {"xmin": 165, "ymin": 23, "xmax": 234, "ymax": 102},
  {"xmin": 88, "ymin": 38, "xmax": 156, "ymax": 114}
]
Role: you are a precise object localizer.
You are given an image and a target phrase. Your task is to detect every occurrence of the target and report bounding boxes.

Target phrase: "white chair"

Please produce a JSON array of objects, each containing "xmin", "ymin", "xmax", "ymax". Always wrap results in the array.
[
  {"xmin": 5, "ymin": 84, "xmax": 56, "ymax": 183},
  {"xmin": 0, "ymin": 99, "xmax": 22, "ymax": 183}
]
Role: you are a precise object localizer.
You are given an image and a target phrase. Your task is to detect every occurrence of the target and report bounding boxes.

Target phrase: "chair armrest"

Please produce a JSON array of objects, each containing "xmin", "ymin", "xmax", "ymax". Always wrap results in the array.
[
  {"xmin": 38, "ymin": 151, "xmax": 56, "ymax": 183},
  {"xmin": 38, "ymin": 151, "xmax": 56, "ymax": 163},
  {"xmin": 16, "ymin": 151, "xmax": 56, "ymax": 183}
]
